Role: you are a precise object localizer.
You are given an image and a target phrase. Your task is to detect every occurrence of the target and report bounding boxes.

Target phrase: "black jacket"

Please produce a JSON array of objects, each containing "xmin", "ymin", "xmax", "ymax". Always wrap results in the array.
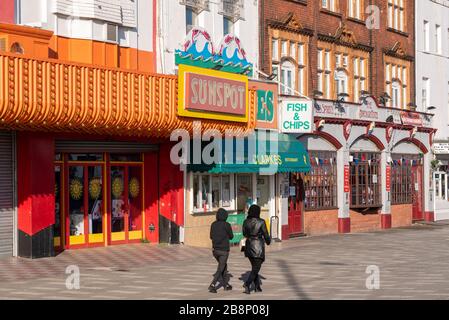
[
  {"xmin": 243, "ymin": 217, "xmax": 271, "ymax": 260},
  {"xmin": 210, "ymin": 210, "xmax": 234, "ymax": 251}
]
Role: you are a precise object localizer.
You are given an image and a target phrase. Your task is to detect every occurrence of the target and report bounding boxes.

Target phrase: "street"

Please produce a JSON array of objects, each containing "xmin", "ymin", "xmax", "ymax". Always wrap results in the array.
[{"xmin": 0, "ymin": 223, "xmax": 449, "ymax": 300}]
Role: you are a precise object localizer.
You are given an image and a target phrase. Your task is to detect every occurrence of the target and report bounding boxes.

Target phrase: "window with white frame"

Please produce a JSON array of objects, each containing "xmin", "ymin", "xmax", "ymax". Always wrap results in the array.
[
  {"xmin": 322, "ymin": 0, "xmax": 337, "ymax": 12},
  {"xmin": 105, "ymin": 23, "xmax": 118, "ymax": 43},
  {"xmin": 348, "ymin": 0, "xmax": 362, "ymax": 20},
  {"xmin": 223, "ymin": 16, "xmax": 234, "ymax": 35},
  {"xmin": 272, "ymin": 38, "xmax": 279, "ymax": 61},
  {"xmin": 424, "ymin": 20, "xmax": 430, "ymax": 52},
  {"xmin": 391, "ymin": 81, "xmax": 401, "ymax": 108},
  {"xmin": 335, "ymin": 70, "xmax": 348, "ymax": 98},
  {"xmin": 385, "ymin": 60, "xmax": 409, "ymax": 108},
  {"xmin": 280, "ymin": 60, "xmax": 295, "ymax": 95},
  {"xmin": 436, "ymin": 24, "xmax": 442, "ymax": 54},
  {"xmin": 271, "ymin": 35, "xmax": 308, "ymax": 96},
  {"xmin": 422, "ymin": 77, "xmax": 430, "ymax": 110},
  {"xmin": 192, "ymin": 174, "xmax": 232, "ymax": 212},
  {"xmin": 388, "ymin": 0, "xmax": 405, "ymax": 32}
]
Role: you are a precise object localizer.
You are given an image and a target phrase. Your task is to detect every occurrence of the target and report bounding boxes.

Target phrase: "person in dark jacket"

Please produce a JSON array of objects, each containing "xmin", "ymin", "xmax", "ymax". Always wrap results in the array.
[
  {"xmin": 242, "ymin": 204, "xmax": 271, "ymax": 294},
  {"xmin": 209, "ymin": 208, "xmax": 234, "ymax": 293}
]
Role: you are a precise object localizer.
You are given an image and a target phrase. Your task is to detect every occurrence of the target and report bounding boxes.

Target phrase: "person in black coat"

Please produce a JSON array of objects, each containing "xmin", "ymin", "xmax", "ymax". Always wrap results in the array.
[
  {"xmin": 209, "ymin": 208, "xmax": 234, "ymax": 293},
  {"xmin": 242, "ymin": 204, "xmax": 271, "ymax": 294}
]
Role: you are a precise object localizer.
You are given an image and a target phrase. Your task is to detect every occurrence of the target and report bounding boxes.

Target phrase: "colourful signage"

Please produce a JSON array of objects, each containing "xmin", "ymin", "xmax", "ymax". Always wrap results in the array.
[
  {"xmin": 280, "ymin": 100, "xmax": 313, "ymax": 133},
  {"xmin": 400, "ymin": 111, "xmax": 423, "ymax": 126},
  {"xmin": 253, "ymin": 81, "xmax": 278, "ymax": 130},
  {"xmin": 386, "ymin": 166, "xmax": 391, "ymax": 192},
  {"xmin": 178, "ymin": 64, "xmax": 249, "ymax": 122},
  {"xmin": 344, "ymin": 165, "xmax": 350, "ymax": 193}
]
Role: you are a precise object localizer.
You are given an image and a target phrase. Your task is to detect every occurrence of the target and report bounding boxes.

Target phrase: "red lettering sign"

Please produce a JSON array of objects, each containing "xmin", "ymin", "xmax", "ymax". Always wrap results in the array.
[
  {"xmin": 400, "ymin": 111, "xmax": 423, "ymax": 126},
  {"xmin": 344, "ymin": 165, "xmax": 350, "ymax": 193},
  {"xmin": 386, "ymin": 166, "xmax": 391, "ymax": 192},
  {"xmin": 185, "ymin": 72, "xmax": 246, "ymax": 116}
]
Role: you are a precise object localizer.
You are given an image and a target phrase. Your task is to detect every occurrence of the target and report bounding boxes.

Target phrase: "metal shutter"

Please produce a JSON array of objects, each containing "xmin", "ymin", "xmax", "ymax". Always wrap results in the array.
[
  {"xmin": 55, "ymin": 140, "xmax": 158, "ymax": 153},
  {"xmin": 0, "ymin": 131, "xmax": 14, "ymax": 257}
]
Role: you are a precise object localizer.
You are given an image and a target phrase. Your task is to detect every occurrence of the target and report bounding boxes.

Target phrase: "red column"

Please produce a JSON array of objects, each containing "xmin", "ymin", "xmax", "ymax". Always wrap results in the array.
[
  {"xmin": 143, "ymin": 152, "xmax": 159, "ymax": 243},
  {"xmin": 17, "ymin": 132, "xmax": 55, "ymax": 258}
]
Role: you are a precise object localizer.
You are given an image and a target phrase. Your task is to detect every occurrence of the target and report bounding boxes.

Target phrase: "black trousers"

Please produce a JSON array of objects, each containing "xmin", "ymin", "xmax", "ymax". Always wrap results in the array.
[
  {"xmin": 245, "ymin": 257, "xmax": 263, "ymax": 287},
  {"xmin": 211, "ymin": 250, "xmax": 229, "ymax": 286}
]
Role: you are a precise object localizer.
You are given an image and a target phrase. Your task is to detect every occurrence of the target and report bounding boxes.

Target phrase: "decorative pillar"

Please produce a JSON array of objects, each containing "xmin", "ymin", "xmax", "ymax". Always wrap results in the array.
[
  {"xmin": 381, "ymin": 150, "xmax": 392, "ymax": 229},
  {"xmin": 338, "ymin": 148, "xmax": 350, "ymax": 233},
  {"xmin": 424, "ymin": 151, "xmax": 434, "ymax": 222}
]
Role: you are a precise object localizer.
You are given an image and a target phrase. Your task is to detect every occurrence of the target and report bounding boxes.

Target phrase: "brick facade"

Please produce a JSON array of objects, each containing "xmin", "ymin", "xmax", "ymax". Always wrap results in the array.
[{"xmin": 260, "ymin": 0, "xmax": 415, "ymax": 105}]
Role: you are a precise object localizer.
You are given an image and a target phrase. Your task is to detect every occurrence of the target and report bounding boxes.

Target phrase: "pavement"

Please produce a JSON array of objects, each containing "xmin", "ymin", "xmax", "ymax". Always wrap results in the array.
[{"xmin": 1, "ymin": 224, "xmax": 449, "ymax": 300}]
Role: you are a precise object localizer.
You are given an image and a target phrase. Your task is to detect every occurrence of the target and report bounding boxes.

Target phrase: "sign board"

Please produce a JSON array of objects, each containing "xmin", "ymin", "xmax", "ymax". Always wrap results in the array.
[
  {"xmin": 358, "ymin": 96, "xmax": 379, "ymax": 121},
  {"xmin": 252, "ymin": 81, "xmax": 278, "ymax": 130},
  {"xmin": 227, "ymin": 213, "xmax": 246, "ymax": 244},
  {"xmin": 178, "ymin": 64, "xmax": 249, "ymax": 122},
  {"xmin": 386, "ymin": 166, "xmax": 391, "ymax": 192},
  {"xmin": 433, "ymin": 143, "xmax": 449, "ymax": 154},
  {"xmin": 401, "ymin": 111, "xmax": 423, "ymax": 126},
  {"xmin": 280, "ymin": 100, "xmax": 313, "ymax": 133},
  {"xmin": 344, "ymin": 165, "xmax": 350, "ymax": 193}
]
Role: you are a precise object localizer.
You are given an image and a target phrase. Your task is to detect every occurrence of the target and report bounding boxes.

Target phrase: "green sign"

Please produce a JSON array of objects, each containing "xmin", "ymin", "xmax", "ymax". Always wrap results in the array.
[
  {"xmin": 257, "ymin": 89, "xmax": 274, "ymax": 122},
  {"xmin": 227, "ymin": 213, "xmax": 246, "ymax": 244}
]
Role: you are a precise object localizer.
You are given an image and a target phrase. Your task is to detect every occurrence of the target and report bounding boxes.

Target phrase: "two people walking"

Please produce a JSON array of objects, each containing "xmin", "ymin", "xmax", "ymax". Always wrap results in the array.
[{"xmin": 209, "ymin": 204, "xmax": 271, "ymax": 294}]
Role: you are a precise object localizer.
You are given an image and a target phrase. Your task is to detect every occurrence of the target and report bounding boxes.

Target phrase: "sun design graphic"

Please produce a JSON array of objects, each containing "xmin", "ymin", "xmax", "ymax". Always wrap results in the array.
[
  {"xmin": 89, "ymin": 178, "xmax": 102, "ymax": 199},
  {"xmin": 129, "ymin": 177, "xmax": 140, "ymax": 199},
  {"xmin": 70, "ymin": 178, "xmax": 83, "ymax": 200},
  {"xmin": 112, "ymin": 177, "xmax": 124, "ymax": 199}
]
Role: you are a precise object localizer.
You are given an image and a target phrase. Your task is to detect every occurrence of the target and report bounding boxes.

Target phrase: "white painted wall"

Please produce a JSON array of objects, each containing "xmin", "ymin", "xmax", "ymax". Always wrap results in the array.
[
  {"xmin": 17, "ymin": 0, "xmax": 154, "ymax": 52},
  {"xmin": 415, "ymin": 0, "xmax": 449, "ymax": 140},
  {"xmin": 157, "ymin": 0, "xmax": 259, "ymax": 77}
]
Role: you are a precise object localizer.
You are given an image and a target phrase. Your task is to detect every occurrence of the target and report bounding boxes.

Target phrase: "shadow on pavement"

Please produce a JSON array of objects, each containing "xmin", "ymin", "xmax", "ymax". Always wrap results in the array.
[{"xmin": 277, "ymin": 259, "xmax": 311, "ymax": 300}]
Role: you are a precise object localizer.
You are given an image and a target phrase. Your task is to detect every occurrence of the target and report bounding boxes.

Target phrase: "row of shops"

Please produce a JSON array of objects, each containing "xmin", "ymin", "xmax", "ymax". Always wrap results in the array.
[{"xmin": 0, "ymin": 26, "xmax": 436, "ymax": 258}]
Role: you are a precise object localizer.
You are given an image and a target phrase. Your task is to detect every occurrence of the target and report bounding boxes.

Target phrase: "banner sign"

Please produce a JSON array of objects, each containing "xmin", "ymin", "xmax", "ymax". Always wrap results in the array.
[
  {"xmin": 386, "ymin": 166, "xmax": 391, "ymax": 192},
  {"xmin": 358, "ymin": 96, "xmax": 379, "ymax": 121},
  {"xmin": 344, "ymin": 165, "xmax": 350, "ymax": 193},
  {"xmin": 178, "ymin": 64, "xmax": 248, "ymax": 122},
  {"xmin": 280, "ymin": 100, "xmax": 313, "ymax": 133},
  {"xmin": 401, "ymin": 111, "xmax": 423, "ymax": 126}
]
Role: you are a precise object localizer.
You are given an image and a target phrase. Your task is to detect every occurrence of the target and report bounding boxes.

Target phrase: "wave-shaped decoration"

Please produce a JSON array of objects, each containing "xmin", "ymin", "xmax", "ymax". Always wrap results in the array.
[
  {"xmin": 0, "ymin": 53, "xmax": 257, "ymax": 137},
  {"xmin": 175, "ymin": 28, "xmax": 253, "ymax": 76}
]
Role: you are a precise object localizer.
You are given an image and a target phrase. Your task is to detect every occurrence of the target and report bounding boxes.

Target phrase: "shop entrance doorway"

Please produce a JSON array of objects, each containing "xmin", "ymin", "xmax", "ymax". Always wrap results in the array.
[
  {"xmin": 434, "ymin": 171, "xmax": 447, "ymax": 201},
  {"xmin": 54, "ymin": 153, "xmax": 144, "ymax": 250},
  {"xmin": 288, "ymin": 173, "xmax": 303, "ymax": 236},
  {"xmin": 411, "ymin": 166, "xmax": 424, "ymax": 221}
]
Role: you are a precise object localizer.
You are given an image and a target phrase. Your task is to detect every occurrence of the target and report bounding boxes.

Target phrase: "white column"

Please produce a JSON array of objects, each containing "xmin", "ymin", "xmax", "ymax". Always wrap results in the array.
[
  {"xmin": 424, "ymin": 152, "xmax": 434, "ymax": 214},
  {"xmin": 337, "ymin": 147, "xmax": 350, "ymax": 232},
  {"xmin": 381, "ymin": 150, "xmax": 391, "ymax": 214}
]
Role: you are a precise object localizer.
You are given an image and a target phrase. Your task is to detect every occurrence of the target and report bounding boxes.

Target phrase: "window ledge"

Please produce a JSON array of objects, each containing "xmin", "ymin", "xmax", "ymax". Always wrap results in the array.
[
  {"xmin": 386, "ymin": 27, "xmax": 409, "ymax": 37},
  {"xmin": 347, "ymin": 17, "xmax": 366, "ymax": 25},
  {"xmin": 320, "ymin": 9, "xmax": 343, "ymax": 19}
]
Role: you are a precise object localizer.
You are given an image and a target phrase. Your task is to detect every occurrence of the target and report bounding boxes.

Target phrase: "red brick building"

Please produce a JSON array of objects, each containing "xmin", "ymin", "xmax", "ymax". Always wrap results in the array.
[
  {"xmin": 260, "ymin": 0, "xmax": 415, "ymax": 107},
  {"xmin": 259, "ymin": 1, "xmax": 434, "ymax": 238}
]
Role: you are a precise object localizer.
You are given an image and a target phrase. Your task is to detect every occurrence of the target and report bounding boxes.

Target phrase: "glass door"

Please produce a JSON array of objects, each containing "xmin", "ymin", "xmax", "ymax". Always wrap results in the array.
[
  {"xmin": 54, "ymin": 165, "xmax": 63, "ymax": 251},
  {"xmin": 67, "ymin": 164, "xmax": 105, "ymax": 247},
  {"xmin": 110, "ymin": 165, "xmax": 143, "ymax": 243}
]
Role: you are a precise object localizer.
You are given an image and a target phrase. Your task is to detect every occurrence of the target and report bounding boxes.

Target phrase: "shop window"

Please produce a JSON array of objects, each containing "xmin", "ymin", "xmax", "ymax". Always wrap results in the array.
[
  {"xmin": 304, "ymin": 151, "xmax": 338, "ymax": 211},
  {"xmin": 391, "ymin": 154, "xmax": 423, "ymax": 205},
  {"xmin": 256, "ymin": 176, "xmax": 270, "ymax": 210},
  {"xmin": 192, "ymin": 174, "xmax": 232, "ymax": 212},
  {"xmin": 55, "ymin": 153, "xmax": 63, "ymax": 161},
  {"xmin": 350, "ymin": 152, "xmax": 382, "ymax": 208},
  {"xmin": 110, "ymin": 153, "xmax": 142, "ymax": 162},
  {"xmin": 69, "ymin": 153, "xmax": 103, "ymax": 161},
  {"xmin": 236, "ymin": 174, "xmax": 253, "ymax": 213},
  {"xmin": 69, "ymin": 166, "xmax": 85, "ymax": 236},
  {"xmin": 54, "ymin": 166, "xmax": 62, "ymax": 241}
]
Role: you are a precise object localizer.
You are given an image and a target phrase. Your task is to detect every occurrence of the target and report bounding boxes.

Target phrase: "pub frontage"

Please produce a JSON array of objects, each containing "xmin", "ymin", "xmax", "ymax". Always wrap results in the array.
[{"xmin": 284, "ymin": 96, "xmax": 436, "ymax": 238}]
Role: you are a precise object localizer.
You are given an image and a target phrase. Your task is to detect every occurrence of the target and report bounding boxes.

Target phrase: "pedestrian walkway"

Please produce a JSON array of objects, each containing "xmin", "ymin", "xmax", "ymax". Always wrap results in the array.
[{"xmin": 0, "ymin": 224, "xmax": 448, "ymax": 299}]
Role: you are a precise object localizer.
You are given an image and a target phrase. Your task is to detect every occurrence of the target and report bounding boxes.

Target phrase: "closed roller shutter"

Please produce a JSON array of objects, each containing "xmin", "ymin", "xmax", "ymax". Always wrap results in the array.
[{"xmin": 0, "ymin": 131, "xmax": 14, "ymax": 257}]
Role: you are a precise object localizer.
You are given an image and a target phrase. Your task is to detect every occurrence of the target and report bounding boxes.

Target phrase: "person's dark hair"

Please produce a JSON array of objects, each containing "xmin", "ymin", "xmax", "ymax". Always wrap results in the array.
[
  {"xmin": 247, "ymin": 204, "xmax": 261, "ymax": 219},
  {"xmin": 216, "ymin": 208, "xmax": 228, "ymax": 221}
]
